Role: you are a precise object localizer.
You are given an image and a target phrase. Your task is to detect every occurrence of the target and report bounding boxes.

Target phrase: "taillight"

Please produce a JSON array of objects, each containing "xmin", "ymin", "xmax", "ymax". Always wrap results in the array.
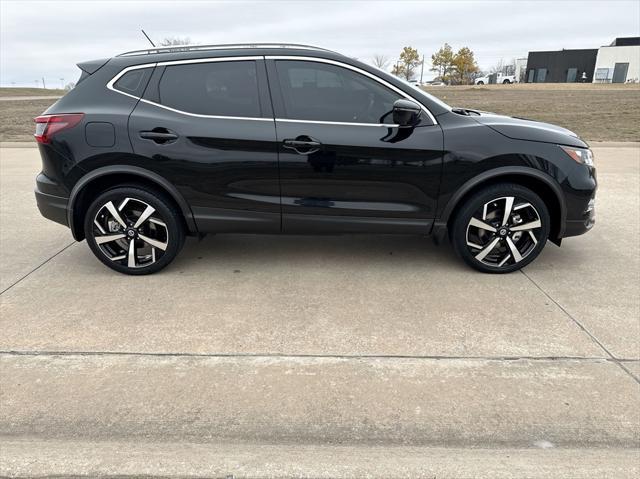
[{"xmin": 34, "ymin": 113, "xmax": 84, "ymax": 144}]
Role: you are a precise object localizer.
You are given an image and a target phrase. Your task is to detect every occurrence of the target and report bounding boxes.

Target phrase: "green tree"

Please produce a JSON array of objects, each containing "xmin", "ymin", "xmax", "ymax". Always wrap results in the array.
[
  {"xmin": 397, "ymin": 46, "xmax": 421, "ymax": 80},
  {"xmin": 391, "ymin": 63, "xmax": 406, "ymax": 78},
  {"xmin": 452, "ymin": 47, "xmax": 479, "ymax": 85},
  {"xmin": 431, "ymin": 43, "xmax": 455, "ymax": 83}
]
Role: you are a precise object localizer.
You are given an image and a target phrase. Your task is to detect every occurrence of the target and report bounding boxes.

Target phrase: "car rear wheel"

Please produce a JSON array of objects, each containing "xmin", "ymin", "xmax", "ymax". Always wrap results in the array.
[
  {"xmin": 451, "ymin": 183, "xmax": 550, "ymax": 273},
  {"xmin": 84, "ymin": 186, "xmax": 185, "ymax": 275},
  {"xmin": 503, "ymin": 79, "xmax": 511, "ymax": 84},
  {"xmin": 476, "ymin": 81, "xmax": 484, "ymax": 85}
]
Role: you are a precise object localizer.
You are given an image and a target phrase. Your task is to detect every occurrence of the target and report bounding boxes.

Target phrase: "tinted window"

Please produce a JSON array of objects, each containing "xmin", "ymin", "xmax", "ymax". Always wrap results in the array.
[
  {"xmin": 535, "ymin": 68, "xmax": 547, "ymax": 83},
  {"xmin": 159, "ymin": 61, "xmax": 261, "ymax": 117},
  {"xmin": 114, "ymin": 68, "xmax": 152, "ymax": 97},
  {"xmin": 275, "ymin": 60, "xmax": 402, "ymax": 124}
]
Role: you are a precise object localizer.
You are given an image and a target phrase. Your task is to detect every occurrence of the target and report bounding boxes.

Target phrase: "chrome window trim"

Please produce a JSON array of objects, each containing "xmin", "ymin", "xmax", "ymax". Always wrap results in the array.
[
  {"xmin": 156, "ymin": 55, "xmax": 263, "ymax": 67},
  {"xmin": 266, "ymin": 55, "xmax": 439, "ymax": 125},
  {"xmin": 106, "ymin": 56, "xmax": 271, "ymax": 121},
  {"xmin": 106, "ymin": 62, "xmax": 157, "ymax": 100},
  {"xmin": 138, "ymin": 98, "xmax": 273, "ymax": 122},
  {"xmin": 275, "ymin": 118, "xmax": 399, "ymax": 128},
  {"xmin": 106, "ymin": 55, "xmax": 438, "ymax": 125}
]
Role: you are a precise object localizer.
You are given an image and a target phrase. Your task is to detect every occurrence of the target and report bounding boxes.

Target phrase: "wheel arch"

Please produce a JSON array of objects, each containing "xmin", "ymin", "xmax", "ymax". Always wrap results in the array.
[
  {"xmin": 68, "ymin": 165, "xmax": 198, "ymax": 241},
  {"xmin": 437, "ymin": 167, "xmax": 566, "ymax": 244}
]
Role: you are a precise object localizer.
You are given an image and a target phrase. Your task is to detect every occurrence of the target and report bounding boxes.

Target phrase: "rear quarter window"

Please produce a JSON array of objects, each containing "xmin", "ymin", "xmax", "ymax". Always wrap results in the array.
[
  {"xmin": 158, "ymin": 60, "xmax": 261, "ymax": 118},
  {"xmin": 113, "ymin": 68, "xmax": 153, "ymax": 97}
]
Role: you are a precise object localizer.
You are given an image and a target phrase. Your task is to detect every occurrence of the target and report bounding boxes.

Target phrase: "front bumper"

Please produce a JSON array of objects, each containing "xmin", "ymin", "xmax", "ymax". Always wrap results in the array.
[{"xmin": 563, "ymin": 197, "xmax": 595, "ymax": 238}]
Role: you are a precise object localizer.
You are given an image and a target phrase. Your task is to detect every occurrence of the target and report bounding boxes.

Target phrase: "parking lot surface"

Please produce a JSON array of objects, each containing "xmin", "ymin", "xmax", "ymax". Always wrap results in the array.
[{"xmin": 0, "ymin": 143, "xmax": 639, "ymax": 477}]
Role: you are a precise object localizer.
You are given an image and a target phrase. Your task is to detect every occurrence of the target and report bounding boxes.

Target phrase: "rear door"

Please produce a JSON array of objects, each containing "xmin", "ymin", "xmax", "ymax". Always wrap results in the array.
[
  {"xmin": 265, "ymin": 57, "xmax": 443, "ymax": 234},
  {"xmin": 127, "ymin": 57, "xmax": 280, "ymax": 233}
]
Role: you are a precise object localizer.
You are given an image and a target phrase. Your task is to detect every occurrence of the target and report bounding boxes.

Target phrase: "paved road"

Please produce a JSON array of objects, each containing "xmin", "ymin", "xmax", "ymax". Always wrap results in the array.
[{"xmin": 0, "ymin": 143, "xmax": 638, "ymax": 477}]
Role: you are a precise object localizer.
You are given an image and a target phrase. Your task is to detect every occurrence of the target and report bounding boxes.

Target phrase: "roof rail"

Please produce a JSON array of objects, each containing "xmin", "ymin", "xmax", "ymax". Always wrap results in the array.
[{"xmin": 117, "ymin": 43, "xmax": 336, "ymax": 57}]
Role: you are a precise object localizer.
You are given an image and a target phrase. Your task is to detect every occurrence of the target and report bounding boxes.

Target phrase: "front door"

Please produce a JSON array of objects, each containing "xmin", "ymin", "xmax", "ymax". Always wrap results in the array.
[
  {"xmin": 128, "ymin": 57, "xmax": 280, "ymax": 233},
  {"xmin": 265, "ymin": 58, "xmax": 443, "ymax": 234}
]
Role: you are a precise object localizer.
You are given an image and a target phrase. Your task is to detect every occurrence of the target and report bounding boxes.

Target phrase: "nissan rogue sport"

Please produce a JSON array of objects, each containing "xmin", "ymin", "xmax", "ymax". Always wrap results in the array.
[{"xmin": 34, "ymin": 43, "xmax": 596, "ymax": 275}]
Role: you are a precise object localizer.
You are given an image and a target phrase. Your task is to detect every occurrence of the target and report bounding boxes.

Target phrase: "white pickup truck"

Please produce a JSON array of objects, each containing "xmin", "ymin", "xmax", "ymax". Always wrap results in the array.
[{"xmin": 475, "ymin": 73, "xmax": 517, "ymax": 85}]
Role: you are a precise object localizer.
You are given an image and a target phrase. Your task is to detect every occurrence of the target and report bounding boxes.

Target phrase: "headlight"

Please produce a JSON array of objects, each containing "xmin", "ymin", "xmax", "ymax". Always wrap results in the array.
[{"xmin": 561, "ymin": 146, "xmax": 594, "ymax": 166}]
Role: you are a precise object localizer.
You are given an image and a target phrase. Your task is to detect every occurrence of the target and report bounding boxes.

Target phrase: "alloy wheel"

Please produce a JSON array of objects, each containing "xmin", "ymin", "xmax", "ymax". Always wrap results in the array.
[
  {"xmin": 92, "ymin": 197, "xmax": 169, "ymax": 268},
  {"xmin": 465, "ymin": 196, "xmax": 542, "ymax": 269}
]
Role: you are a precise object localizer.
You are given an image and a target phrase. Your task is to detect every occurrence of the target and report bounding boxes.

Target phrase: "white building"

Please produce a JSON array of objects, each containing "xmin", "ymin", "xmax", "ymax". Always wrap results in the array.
[
  {"xmin": 514, "ymin": 58, "xmax": 527, "ymax": 83},
  {"xmin": 593, "ymin": 37, "xmax": 640, "ymax": 83}
]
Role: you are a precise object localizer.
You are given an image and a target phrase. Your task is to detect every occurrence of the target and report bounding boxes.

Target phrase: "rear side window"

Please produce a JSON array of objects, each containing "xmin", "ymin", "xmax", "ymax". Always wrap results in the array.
[
  {"xmin": 275, "ymin": 60, "xmax": 402, "ymax": 124},
  {"xmin": 158, "ymin": 60, "xmax": 261, "ymax": 117},
  {"xmin": 113, "ymin": 68, "xmax": 152, "ymax": 97}
]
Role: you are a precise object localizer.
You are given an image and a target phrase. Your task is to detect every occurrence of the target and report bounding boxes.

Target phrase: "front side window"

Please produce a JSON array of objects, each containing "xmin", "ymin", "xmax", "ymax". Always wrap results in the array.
[
  {"xmin": 158, "ymin": 60, "xmax": 261, "ymax": 117},
  {"xmin": 275, "ymin": 60, "xmax": 402, "ymax": 124}
]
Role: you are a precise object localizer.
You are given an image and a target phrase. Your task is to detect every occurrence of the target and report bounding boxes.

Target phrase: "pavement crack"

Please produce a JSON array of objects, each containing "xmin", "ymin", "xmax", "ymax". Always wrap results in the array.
[
  {"xmin": 520, "ymin": 269, "xmax": 640, "ymax": 385},
  {"xmin": 1, "ymin": 350, "xmax": 637, "ymax": 362},
  {"xmin": 0, "ymin": 242, "xmax": 76, "ymax": 296}
]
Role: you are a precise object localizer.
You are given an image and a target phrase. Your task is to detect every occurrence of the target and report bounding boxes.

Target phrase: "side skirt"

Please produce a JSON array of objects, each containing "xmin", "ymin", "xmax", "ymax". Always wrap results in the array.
[{"xmin": 283, "ymin": 214, "xmax": 433, "ymax": 235}]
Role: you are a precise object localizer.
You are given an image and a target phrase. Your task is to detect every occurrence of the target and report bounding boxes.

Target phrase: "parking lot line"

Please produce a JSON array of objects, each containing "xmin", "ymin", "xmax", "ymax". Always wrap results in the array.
[
  {"xmin": 520, "ymin": 269, "xmax": 640, "ymax": 384},
  {"xmin": 0, "ymin": 241, "xmax": 75, "ymax": 295}
]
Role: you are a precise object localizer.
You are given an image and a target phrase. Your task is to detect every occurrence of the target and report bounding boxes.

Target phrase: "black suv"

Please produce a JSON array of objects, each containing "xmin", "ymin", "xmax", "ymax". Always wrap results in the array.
[{"xmin": 34, "ymin": 43, "xmax": 596, "ymax": 275}]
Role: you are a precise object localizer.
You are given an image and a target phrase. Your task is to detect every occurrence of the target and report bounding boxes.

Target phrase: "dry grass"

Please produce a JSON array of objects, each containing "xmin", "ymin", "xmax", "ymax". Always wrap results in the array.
[
  {"xmin": 424, "ymin": 83, "xmax": 640, "ymax": 142},
  {"xmin": 0, "ymin": 84, "xmax": 639, "ymax": 142},
  {"xmin": 0, "ymin": 87, "xmax": 65, "ymax": 97},
  {"xmin": 0, "ymin": 99, "xmax": 56, "ymax": 142}
]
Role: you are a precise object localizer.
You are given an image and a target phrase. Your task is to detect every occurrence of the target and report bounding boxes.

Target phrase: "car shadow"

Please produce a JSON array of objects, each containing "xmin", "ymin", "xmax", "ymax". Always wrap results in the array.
[{"xmin": 171, "ymin": 233, "xmax": 466, "ymax": 272}]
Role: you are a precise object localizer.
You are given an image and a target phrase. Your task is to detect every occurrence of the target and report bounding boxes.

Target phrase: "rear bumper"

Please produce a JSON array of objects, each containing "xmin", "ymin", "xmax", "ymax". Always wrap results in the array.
[{"xmin": 35, "ymin": 175, "xmax": 69, "ymax": 227}]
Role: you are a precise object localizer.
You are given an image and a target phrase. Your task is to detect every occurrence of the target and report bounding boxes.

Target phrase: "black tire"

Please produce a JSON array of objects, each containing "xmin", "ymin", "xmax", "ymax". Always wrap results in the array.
[
  {"xmin": 451, "ymin": 183, "xmax": 550, "ymax": 274},
  {"xmin": 503, "ymin": 79, "xmax": 511, "ymax": 84},
  {"xmin": 476, "ymin": 81, "xmax": 484, "ymax": 85},
  {"xmin": 83, "ymin": 186, "xmax": 185, "ymax": 275}
]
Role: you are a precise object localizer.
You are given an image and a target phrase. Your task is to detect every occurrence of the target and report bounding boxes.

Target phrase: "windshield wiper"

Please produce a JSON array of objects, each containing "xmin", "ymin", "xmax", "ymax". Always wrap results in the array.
[{"xmin": 452, "ymin": 107, "xmax": 481, "ymax": 116}]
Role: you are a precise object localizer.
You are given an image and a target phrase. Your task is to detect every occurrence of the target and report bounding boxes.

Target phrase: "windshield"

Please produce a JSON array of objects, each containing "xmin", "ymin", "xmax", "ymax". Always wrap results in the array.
[
  {"xmin": 396, "ymin": 77, "xmax": 452, "ymax": 111},
  {"xmin": 366, "ymin": 64, "xmax": 451, "ymax": 112}
]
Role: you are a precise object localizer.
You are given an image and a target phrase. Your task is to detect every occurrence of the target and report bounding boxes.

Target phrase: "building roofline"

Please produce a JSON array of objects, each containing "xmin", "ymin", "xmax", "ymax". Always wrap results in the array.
[{"xmin": 527, "ymin": 48, "xmax": 598, "ymax": 54}]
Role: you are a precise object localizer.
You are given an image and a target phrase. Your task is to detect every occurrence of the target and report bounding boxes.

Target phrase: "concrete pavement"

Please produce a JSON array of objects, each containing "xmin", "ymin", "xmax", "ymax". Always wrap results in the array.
[
  {"xmin": 0, "ymin": 143, "xmax": 638, "ymax": 477},
  {"xmin": 2, "ymin": 441, "xmax": 637, "ymax": 479}
]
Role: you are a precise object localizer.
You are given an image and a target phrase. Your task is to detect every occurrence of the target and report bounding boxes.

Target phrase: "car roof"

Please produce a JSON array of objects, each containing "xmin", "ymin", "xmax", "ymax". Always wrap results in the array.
[{"xmin": 117, "ymin": 43, "xmax": 339, "ymax": 59}]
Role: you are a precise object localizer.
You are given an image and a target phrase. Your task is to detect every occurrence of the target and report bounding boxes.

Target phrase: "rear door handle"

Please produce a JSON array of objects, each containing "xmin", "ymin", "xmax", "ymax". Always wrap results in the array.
[
  {"xmin": 283, "ymin": 136, "xmax": 322, "ymax": 155},
  {"xmin": 139, "ymin": 129, "xmax": 178, "ymax": 144}
]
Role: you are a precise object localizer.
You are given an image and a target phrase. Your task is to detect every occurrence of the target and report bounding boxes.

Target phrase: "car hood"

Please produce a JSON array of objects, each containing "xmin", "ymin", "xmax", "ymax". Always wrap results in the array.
[{"xmin": 470, "ymin": 111, "xmax": 588, "ymax": 148}]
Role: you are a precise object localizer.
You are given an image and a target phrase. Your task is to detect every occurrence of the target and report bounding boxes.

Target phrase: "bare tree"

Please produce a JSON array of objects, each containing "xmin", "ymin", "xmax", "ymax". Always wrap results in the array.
[
  {"xmin": 504, "ymin": 58, "xmax": 516, "ymax": 76},
  {"xmin": 372, "ymin": 54, "xmax": 390, "ymax": 70},
  {"xmin": 489, "ymin": 58, "xmax": 505, "ymax": 74},
  {"xmin": 160, "ymin": 36, "xmax": 191, "ymax": 46}
]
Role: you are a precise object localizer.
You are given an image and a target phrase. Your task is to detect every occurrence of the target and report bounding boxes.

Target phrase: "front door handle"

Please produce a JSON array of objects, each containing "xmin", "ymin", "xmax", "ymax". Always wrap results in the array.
[
  {"xmin": 283, "ymin": 136, "xmax": 321, "ymax": 155},
  {"xmin": 139, "ymin": 129, "xmax": 178, "ymax": 144}
]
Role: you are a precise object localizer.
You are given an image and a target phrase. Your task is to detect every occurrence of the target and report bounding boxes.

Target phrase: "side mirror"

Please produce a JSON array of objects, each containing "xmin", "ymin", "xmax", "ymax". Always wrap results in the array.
[{"xmin": 392, "ymin": 99, "xmax": 421, "ymax": 127}]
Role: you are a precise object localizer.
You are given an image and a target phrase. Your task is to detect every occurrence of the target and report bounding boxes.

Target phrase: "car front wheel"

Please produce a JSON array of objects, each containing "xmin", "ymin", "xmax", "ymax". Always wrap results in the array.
[
  {"xmin": 451, "ymin": 183, "xmax": 550, "ymax": 273},
  {"xmin": 84, "ymin": 186, "xmax": 185, "ymax": 275}
]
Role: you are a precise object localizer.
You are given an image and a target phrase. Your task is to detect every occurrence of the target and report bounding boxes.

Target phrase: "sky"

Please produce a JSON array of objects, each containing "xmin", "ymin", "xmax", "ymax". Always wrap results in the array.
[{"xmin": 1, "ymin": 0, "xmax": 639, "ymax": 87}]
